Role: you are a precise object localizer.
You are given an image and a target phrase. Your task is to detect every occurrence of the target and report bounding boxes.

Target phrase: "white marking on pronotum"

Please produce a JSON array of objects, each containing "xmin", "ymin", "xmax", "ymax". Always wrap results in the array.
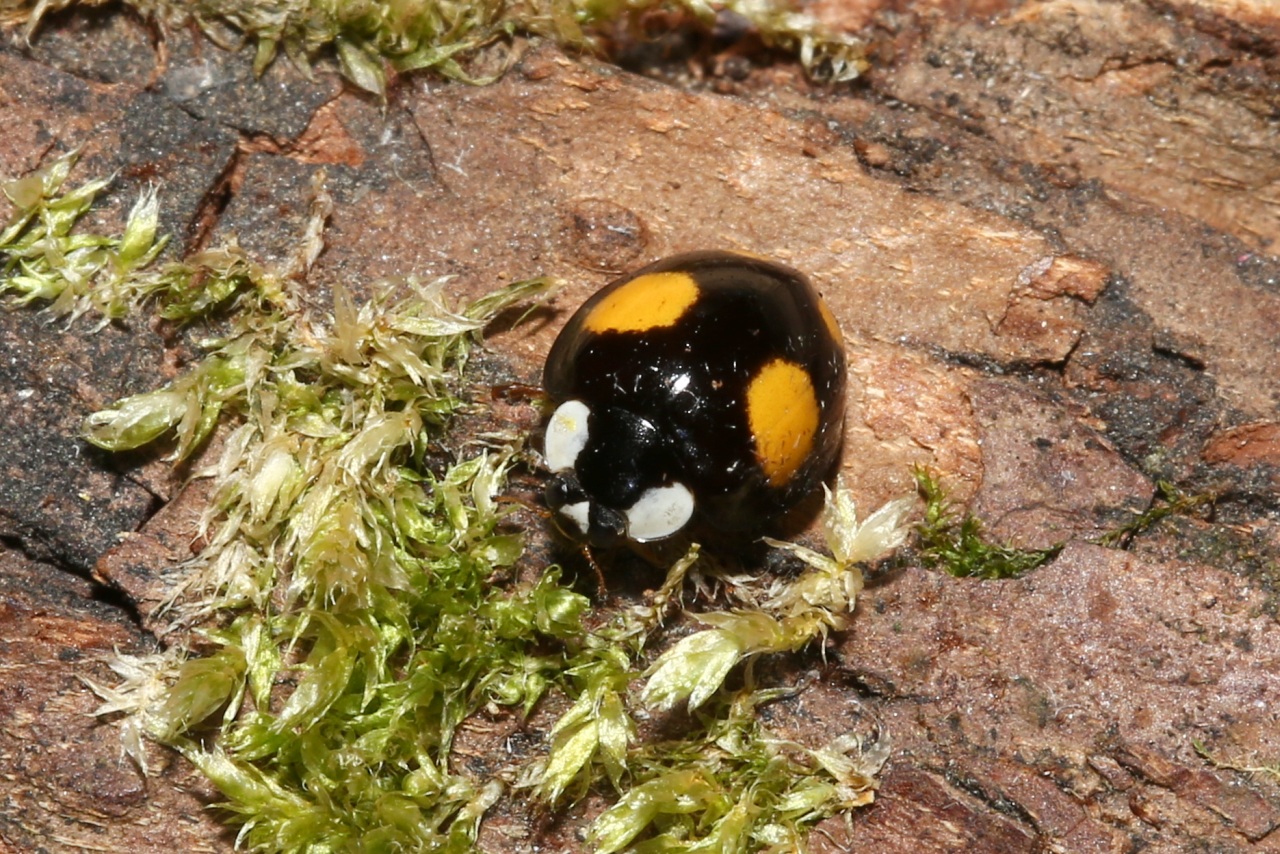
[
  {"xmin": 625, "ymin": 482, "xmax": 695, "ymax": 542},
  {"xmin": 560, "ymin": 501, "xmax": 591, "ymax": 535},
  {"xmin": 545, "ymin": 400, "xmax": 591, "ymax": 472}
]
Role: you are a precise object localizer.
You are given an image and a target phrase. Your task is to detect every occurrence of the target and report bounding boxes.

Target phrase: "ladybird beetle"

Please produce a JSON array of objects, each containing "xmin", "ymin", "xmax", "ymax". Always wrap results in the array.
[{"xmin": 543, "ymin": 250, "xmax": 846, "ymax": 548}]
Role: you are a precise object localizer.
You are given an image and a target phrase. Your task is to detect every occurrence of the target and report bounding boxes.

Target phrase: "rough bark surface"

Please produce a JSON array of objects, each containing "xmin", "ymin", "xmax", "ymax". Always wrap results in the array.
[{"xmin": 2, "ymin": 0, "xmax": 1279, "ymax": 851}]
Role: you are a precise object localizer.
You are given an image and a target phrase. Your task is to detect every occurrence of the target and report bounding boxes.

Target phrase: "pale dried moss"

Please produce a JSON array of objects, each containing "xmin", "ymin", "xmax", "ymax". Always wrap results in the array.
[
  {"xmin": 6, "ymin": 0, "xmax": 867, "ymax": 89},
  {"xmin": 2, "ymin": 154, "xmax": 905, "ymax": 852}
]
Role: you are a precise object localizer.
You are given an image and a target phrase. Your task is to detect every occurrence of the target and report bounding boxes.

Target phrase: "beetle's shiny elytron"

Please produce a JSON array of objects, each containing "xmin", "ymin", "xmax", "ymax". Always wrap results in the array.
[{"xmin": 543, "ymin": 250, "xmax": 846, "ymax": 547}]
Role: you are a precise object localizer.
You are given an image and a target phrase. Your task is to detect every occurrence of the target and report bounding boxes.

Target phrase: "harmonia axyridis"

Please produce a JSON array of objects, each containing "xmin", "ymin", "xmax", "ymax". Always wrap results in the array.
[{"xmin": 543, "ymin": 250, "xmax": 846, "ymax": 547}]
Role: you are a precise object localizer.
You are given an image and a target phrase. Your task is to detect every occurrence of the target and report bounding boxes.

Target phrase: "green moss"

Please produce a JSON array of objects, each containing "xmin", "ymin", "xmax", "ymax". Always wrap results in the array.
[
  {"xmin": 590, "ymin": 691, "xmax": 887, "ymax": 853},
  {"xmin": 913, "ymin": 466, "xmax": 1062, "ymax": 580},
  {"xmin": 0, "ymin": 155, "xmax": 166, "ymax": 324},
  {"xmin": 912, "ymin": 469, "xmax": 1229, "ymax": 581},
  {"xmin": 1094, "ymin": 480, "xmax": 1216, "ymax": 548},
  {"xmin": 6, "ymin": 153, "xmax": 904, "ymax": 852},
  {"xmin": 1194, "ymin": 740, "xmax": 1280, "ymax": 784},
  {"xmin": 8, "ymin": 0, "xmax": 866, "ymax": 91}
]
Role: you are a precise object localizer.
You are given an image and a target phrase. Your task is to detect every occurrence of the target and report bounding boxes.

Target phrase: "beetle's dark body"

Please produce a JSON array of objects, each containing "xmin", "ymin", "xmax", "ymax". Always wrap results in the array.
[{"xmin": 543, "ymin": 251, "xmax": 846, "ymax": 547}]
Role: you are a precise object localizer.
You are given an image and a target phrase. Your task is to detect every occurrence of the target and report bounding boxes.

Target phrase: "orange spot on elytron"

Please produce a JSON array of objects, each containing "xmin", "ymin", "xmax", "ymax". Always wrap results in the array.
[
  {"xmin": 818, "ymin": 296, "xmax": 844, "ymax": 346},
  {"xmin": 583, "ymin": 272, "xmax": 699, "ymax": 334},
  {"xmin": 747, "ymin": 359, "xmax": 820, "ymax": 486}
]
